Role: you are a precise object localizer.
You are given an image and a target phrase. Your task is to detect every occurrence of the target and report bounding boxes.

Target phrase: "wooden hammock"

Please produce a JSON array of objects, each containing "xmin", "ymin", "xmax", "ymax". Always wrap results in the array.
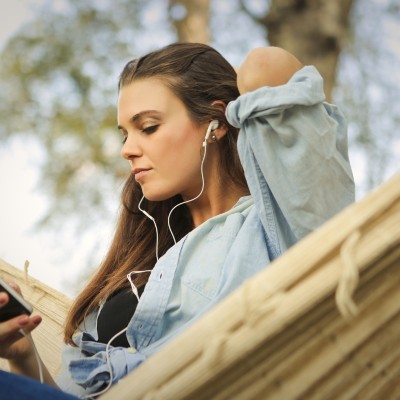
[{"xmin": 1, "ymin": 172, "xmax": 399, "ymax": 400}]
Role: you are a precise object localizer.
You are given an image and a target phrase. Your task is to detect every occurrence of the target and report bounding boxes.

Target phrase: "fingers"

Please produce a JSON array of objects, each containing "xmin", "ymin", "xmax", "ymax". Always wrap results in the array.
[
  {"xmin": 15, "ymin": 314, "xmax": 42, "ymax": 332},
  {"xmin": 0, "ymin": 291, "xmax": 8, "ymax": 306},
  {"xmin": 3, "ymin": 279, "xmax": 22, "ymax": 295},
  {"xmin": 0, "ymin": 291, "xmax": 42, "ymax": 339},
  {"xmin": 0, "ymin": 313, "xmax": 42, "ymax": 341},
  {"xmin": 0, "ymin": 287, "xmax": 42, "ymax": 361},
  {"xmin": 0, "ymin": 313, "xmax": 42, "ymax": 334}
]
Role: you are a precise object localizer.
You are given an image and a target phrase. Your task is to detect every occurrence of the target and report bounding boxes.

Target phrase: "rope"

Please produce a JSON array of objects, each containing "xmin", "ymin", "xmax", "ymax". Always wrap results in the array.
[
  {"xmin": 201, "ymin": 282, "xmax": 282, "ymax": 367},
  {"xmin": 23, "ymin": 259, "xmax": 29, "ymax": 283},
  {"xmin": 336, "ymin": 230, "xmax": 362, "ymax": 321}
]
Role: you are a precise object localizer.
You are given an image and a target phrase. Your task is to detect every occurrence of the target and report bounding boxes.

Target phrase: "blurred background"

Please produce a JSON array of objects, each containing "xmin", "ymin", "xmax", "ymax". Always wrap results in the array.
[{"xmin": 0, "ymin": 0, "xmax": 399, "ymax": 297}]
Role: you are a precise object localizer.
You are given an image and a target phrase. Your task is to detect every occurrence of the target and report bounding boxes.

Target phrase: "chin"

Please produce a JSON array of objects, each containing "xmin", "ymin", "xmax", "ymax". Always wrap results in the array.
[{"xmin": 141, "ymin": 187, "xmax": 178, "ymax": 202}]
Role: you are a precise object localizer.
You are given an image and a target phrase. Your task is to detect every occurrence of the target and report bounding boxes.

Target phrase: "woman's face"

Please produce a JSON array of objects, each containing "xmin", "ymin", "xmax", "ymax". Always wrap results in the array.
[{"xmin": 118, "ymin": 77, "xmax": 209, "ymax": 201}]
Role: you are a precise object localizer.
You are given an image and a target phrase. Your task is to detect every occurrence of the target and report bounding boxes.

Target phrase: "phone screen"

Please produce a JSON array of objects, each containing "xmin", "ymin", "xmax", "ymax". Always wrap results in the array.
[{"xmin": 0, "ymin": 278, "xmax": 33, "ymax": 322}]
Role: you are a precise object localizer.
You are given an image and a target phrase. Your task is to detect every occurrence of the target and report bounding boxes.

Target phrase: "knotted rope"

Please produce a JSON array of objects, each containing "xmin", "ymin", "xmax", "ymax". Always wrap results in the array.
[{"xmin": 336, "ymin": 230, "xmax": 362, "ymax": 321}]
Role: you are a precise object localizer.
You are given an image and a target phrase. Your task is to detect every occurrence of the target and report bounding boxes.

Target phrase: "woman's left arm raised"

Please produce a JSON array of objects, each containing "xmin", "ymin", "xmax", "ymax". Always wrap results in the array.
[{"xmin": 227, "ymin": 47, "xmax": 355, "ymax": 248}]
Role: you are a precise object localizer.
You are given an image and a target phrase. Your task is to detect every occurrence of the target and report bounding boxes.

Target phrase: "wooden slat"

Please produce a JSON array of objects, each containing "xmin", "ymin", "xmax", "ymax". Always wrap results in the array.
[{"xmin": 0, "ymin": 259, "xmax": 72, "ymax": 377}]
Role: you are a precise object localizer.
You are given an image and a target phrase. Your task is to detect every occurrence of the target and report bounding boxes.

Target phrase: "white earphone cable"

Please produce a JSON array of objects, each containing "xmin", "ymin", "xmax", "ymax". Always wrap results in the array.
[
  {"xmin": 83, "ymin": 268, "xmax": 152, "ymax": 398},
  {"xmin": 84, "ymin": 122, "xmax": 216, "ymax": 398},
  {"xmin": 167, "ymin": 139, "xmax": 208, "ymax": 244},
  {"xmin": 81, "ymin": 326, "xmax": 129, "ymax": 398},
  {"xmin": 140, "ymin": 120, "xmax": 216, "ymax": 248},
  {"xmin": 138, "ymin": 196, "xmax": 159, "ymax": 261},
  {"xmin": 19, "ymin": 330, "xmax": 44, "ymax": 384},
  {"xmin": 127, "ymin": 270, "xmax": 152, "ymax": 301}
]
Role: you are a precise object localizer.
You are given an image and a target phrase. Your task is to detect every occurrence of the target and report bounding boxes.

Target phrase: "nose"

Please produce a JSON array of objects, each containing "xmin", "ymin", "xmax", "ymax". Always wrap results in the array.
[{"xmin": 120, "ymin": 133, "xmax": 142, "ymax": 160}]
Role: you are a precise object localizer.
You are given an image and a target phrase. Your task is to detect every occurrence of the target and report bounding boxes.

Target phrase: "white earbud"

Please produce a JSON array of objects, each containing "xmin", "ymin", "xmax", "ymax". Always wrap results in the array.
[{"xmin": 203, "ymin": 120, "xmax": 219, "ymax": 147}]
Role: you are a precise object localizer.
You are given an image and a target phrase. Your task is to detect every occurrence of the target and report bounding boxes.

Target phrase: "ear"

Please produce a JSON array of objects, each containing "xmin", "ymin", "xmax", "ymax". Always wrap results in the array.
[
  {"xmin": 211, "ymin": 100, "xmax": 227, "ymax": 113},
  {"xmin": 210, "ymin": 100, "xmax": 228, "ymax": 141}
]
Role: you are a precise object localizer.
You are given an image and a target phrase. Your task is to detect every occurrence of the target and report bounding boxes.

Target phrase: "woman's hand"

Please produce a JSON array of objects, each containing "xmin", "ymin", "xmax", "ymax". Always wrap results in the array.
[
  {"xmin": 0, "ymin": 281, "xmax": 42, "ymax": 362},
  {"xmin": 237, "ymin": 46, "xmax": 303, "ymax": 94},
  {"xmin": 0, "ymin": 280, "xmax": 58, "ymax": 386}
]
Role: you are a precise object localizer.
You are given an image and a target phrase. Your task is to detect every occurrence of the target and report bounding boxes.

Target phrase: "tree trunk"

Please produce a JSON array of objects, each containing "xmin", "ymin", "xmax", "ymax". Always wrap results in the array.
[
  {"xmin": 168, "ymin": 0, "xmax": 211, "ymax": 43},
  {"xmin": 243, "ymin": 0, "xmax": 355, "ymax": 102}
]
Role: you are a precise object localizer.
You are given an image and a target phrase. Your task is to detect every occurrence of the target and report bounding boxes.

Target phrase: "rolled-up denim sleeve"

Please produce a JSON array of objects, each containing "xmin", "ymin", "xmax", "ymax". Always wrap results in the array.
[
  {"xmin": 226, "ymin": 66, "xmax": 355, "ymax": 244},
  {"xmin": 68, "ymin": 345, "xmax": 146, "ymax": 395},
  {"xmin": 57, "ymin": 332, "xmax": 146, "ymax": 397},
  {"xmin": 56, "ymin": 310, "xmax": 147, "ymax": 397}
]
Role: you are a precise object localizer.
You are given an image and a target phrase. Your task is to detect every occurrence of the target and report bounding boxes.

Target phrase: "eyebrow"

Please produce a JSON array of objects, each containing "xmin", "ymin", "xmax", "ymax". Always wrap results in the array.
[{"xmin": 117, "ymin": 110, "xmax": 163, "ymax": 130}]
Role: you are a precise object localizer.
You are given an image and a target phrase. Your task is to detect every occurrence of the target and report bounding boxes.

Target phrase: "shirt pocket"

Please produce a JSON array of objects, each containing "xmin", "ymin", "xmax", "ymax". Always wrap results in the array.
[
  {"xmin": 181, "ymin": 271, "xmax": 218, "ymax": 301},
  {"xmin": 179, "ymin": 224, "xmax": 225, "ymax": 300}
]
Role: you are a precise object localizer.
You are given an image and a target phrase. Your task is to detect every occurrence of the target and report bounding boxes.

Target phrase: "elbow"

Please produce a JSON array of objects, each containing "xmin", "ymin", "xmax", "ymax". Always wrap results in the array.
[{"xmin": 237, "ymin": 47, "xmax": 303, "ymax": 94}]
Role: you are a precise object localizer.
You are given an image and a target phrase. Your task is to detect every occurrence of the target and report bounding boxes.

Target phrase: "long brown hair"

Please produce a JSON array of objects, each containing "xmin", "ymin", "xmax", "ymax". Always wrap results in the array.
[{"xmin": 64, "ymin": 42, "xmax": 248, "ymax": 345}]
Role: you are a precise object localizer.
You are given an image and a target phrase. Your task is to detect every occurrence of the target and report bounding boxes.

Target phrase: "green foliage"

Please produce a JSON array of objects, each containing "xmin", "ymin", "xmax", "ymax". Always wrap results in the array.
[
  {"xmin": 0, "ymin": 0, "xmax": 398, "ymax": 233},
  {"xmin": 0, "ymin": 0, "xmax": 175, "ymax": 228}
]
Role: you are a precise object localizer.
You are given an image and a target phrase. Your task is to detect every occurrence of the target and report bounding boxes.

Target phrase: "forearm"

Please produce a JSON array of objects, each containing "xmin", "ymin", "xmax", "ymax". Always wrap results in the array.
[
  {"xmin": 237, "ymin": 46, "xmax": 303, "ymax": 94},
  {"xmin": 9, "ymin": 350, "xmax": 59, "ymax": 388}
]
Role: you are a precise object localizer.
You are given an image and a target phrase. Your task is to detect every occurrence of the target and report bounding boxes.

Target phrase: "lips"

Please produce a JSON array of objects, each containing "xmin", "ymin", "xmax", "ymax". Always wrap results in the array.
[{"xmin": 133, "ymin": 168, "xmax": 151, "ymax": 181}]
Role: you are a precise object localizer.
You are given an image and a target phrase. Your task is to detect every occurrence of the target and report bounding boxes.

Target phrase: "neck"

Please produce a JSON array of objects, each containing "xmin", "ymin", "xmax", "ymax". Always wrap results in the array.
[
  {"xmin": 181, "ymin": 145, "xmax": 249, "ymax": 228},
  {"xmin": 183, "ymin": 182, "xmax": 247, "ymax": 228}
]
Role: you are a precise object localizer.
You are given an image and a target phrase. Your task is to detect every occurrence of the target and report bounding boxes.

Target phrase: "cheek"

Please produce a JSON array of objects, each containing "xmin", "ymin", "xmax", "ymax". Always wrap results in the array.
[
  {"xmin": 160, "ymin": 143, "xmax": 200, "ymax": 174},
  {"xmin": 161, "ymin": 127, "xmax": 202, "ymax": 164},
  {"xmin": 176, "ymin": 136, "xmax": 202, "ymax": 168}
]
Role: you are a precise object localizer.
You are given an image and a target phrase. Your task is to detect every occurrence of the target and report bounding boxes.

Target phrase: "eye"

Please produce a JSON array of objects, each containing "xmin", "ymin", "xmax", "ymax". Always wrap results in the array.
[
  {"xmin": 142, "ymin": 125, "xmax": 159, "ymax": 134},
  {"xmin": 120, "ymin": 131, "xmax": 128, "ymax": 144}
]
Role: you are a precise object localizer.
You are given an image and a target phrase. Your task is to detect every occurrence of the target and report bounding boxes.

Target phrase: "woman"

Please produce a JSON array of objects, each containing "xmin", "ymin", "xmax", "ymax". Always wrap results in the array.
[{"xmin": 0, "ymin": 42, "xmax": 355, "ymax": 398}]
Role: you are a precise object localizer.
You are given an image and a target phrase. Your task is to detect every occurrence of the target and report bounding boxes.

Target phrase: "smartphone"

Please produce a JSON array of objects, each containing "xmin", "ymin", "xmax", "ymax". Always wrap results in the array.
[{"xmin": 0, "ymin": 277, "xmax": 33, "ymax": 322}]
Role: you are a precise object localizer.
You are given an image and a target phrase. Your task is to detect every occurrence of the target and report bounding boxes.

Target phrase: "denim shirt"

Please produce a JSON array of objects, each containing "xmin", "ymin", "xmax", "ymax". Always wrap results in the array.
[{"xmin": 56, "ymin": 66, "xmax": 355, "ymax": 397}]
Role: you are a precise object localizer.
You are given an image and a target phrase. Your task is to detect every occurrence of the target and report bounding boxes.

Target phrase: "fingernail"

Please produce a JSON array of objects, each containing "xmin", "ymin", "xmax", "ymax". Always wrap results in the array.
[
  {"xmin": 18, "ymin": 316, "xmax": 29, "ymax": 326},
  {"xmin": 7, "ymin": 282, "xmax": 18, "ymax": 290},
  {"xmin": 32, "ymin": 316, "xmax": 42, "ymax": 325}
]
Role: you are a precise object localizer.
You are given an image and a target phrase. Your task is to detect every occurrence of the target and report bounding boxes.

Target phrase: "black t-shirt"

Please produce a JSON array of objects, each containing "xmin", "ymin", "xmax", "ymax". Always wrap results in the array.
[{"xmin": 96, "ymin": 286, "xmax": 144, "ymax": 347}]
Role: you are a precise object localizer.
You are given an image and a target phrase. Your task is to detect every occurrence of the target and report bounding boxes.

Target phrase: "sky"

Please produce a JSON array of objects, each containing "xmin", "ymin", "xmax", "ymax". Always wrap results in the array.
[{"xmin": 0, "ymin": 1, "xmax": 34, "ymax": 48}]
